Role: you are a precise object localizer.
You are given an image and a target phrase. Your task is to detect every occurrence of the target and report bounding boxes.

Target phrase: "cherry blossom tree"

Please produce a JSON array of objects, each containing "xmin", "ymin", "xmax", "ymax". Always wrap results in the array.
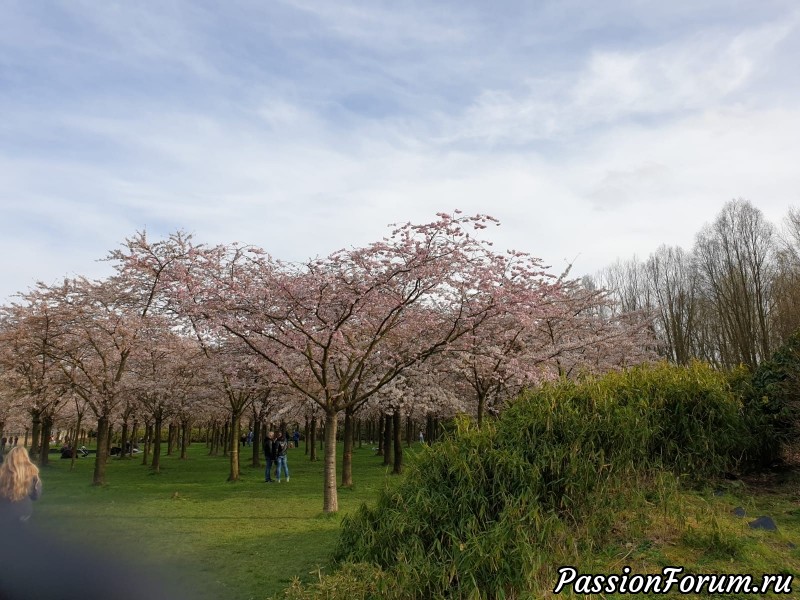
[
  {"xmin": 0, "ymin": 297, "xmax": 69, "ymax": 464},
  {"xmin": 126, "ymin": 323, "xmax": 202, "ymax": 472},
  {"xmin": 534, "ymin": 277, "xmax": 655, "ymax": 378},
  {"xmin": 112, "ymin": 213, "xmax": 654, "ymax": 510},
  {"xmin": 38, "ymin": 275, "xmax": 159, "ymax": 485},
  {"xmin": 118, "ymin": 214, "xmax": 516, "ymax": 512}
]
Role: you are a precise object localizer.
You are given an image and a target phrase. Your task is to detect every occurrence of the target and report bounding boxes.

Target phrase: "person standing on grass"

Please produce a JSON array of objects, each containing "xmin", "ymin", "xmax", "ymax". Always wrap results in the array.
[
  {"xmin": 263, "ymin": 431, "xmax": 276, "ymax": 482},
  {"xmin": 0, "ymin": 446, "xmax": 42, "ymax": 523},
  {"xmin": 273, "ymin": 432, "xmax": 289, "ymax": 483},
  {"xmin": 292, "ymin": 429, "xmax": 300, "ymax": 448}
]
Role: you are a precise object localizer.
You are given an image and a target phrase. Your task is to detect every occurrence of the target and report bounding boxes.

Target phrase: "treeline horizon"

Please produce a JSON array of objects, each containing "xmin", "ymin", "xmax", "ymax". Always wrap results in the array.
[{"xmin": 595, "ymin": 198, "xmax": 800, "ymax": 370}]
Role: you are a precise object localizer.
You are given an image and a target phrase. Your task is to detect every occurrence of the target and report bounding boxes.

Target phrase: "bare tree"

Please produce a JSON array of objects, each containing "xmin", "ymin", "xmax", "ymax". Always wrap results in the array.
[
  {"xmin": 644, "ymin": 245, "xmax": 700, "ymax": 364},
  {"xmin": 772, "ymin": 207, "xmax": 800, "ymax": 343},
  {"xmin": 694, "ymin": 199, "xmax": 776, "ymax": 369}
]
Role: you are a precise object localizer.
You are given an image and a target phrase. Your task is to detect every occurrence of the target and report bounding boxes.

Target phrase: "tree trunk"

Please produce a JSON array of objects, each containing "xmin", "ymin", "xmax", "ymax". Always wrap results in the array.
[
  {"xmin": 106, "ymin": 423, "xmax": 113, "ymax": 457},
  {"xmin": 341, "ymin": 407, "xmax": 354, "ymax": 487},
  {"xmin": 151, "ymin": 412, "xmax": 163, "ymax": 473},
  {"xmin": 477, "ymin": 392, "xmax": 486, "ymax": 429},
  {"xmin": 393, "ymin": 410, "xmax": 403, "ymax": 475},
  {"xmin": 309, "ymin": 415, "xmax": 317, "ymax": 461},
  {"xmin": 119, "ymin": 420, "xmax": 129, "ymax": 460},
  {"xmin": 383, "ymin": 413, "xmax": 392, "ymax": 467},
  {"xmin": 227, "ymin": 411, "xmax": 241, "ymax": 482},
  {"xmin": 129, "ymin": 420, "xmax": 138, "ymax": 457},
  {"xmin": 208, "ymin": 421, "xmax": 217, "ymax": 456},
  {"xmin": 406, "ymin": 415, "xmax": 412, "ymax": 448},
  {"xmin": 70, "ymin": 413, "xmax": 82, "ymax": 472},
  {"xmin": 322, "ymin": 410, "xmax": 339, "ymax": 513},
  {"xmin": 92, "ymin": 415, "xmax": 110, "ymax": 486},
  {"xmin": 357, "ymin": 418, "xmax": 363, "ymax": 449},
  {"xmin": 142, "ymin": 423, "xmax": 151, "ymax": 466},
  {"xmin": 29, "ymin": 410, "xmax": 41, "ymax": 461},
  {"xmin": 222, "ymin": 421, "xmax": 229, "ymax": 456},
  {"xmin": 377, "ymin": 415, "xmax": 384, "ymax": 456},
  {"xmin": 180, "ymin": 419, "xmax": 190, "ymax": 460},
  {"xmin": 39, "ymin": 413, "xmax": 53, "ymax": 467},
  {"xmin": 166, "ymin": 423, "xmax": 176, "ymax": 456},
  {"xmin": 304, "ymin": 417, "xmax": 309, "ymax": 456}
]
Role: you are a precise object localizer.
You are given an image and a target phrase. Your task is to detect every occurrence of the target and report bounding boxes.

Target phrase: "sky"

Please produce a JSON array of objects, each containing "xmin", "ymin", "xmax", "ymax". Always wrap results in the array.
[{"xmin": 2, "ymin": 0, "xmax": 800, "ymax": 303}]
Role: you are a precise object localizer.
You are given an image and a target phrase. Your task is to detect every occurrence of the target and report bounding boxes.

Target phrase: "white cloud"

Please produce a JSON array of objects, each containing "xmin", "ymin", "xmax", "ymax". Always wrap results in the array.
[
  {"xmin": 2, "ymin": 1, "xmax": 800, "ymax": 303},
  {"xmin": 444, "ymin": 13, "xmax": 799, "ymax": 145}
]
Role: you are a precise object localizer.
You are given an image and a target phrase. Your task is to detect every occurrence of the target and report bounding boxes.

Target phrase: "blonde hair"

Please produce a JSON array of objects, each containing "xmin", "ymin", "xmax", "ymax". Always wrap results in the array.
[{"xmin": 0, "ymin": 446, "xmax": 40, "ymax": 502}]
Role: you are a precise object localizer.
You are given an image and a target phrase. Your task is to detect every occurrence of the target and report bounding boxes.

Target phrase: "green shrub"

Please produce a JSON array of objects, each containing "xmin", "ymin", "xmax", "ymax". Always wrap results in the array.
[
  {"xmin": 301, "ymin": 363, "xmax": 759, "ymax": 598},
  {"xmin": 746, "ymin": 331, "xmax": 800, "ymax": 466}
]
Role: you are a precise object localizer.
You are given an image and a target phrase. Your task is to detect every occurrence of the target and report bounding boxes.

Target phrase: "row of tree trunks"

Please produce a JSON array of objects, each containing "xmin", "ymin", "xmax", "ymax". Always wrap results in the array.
[
  {"xmin": 151, "ymin": 411, "xmax": 163, "ymax": 473},
  {"xmin": 250, "ymin": 418, "xmax": 261, "ymax": 468},
  {"xmin": 376, "ymin": 415, "xmax": 384, "ymax": 456},
  {"xmin": 382, "ymin": 413, "xmax": 392, "ymax": 467},
  {"xmin": 393, "ymin": 411, "xmax": 403, "ymax": 475}
]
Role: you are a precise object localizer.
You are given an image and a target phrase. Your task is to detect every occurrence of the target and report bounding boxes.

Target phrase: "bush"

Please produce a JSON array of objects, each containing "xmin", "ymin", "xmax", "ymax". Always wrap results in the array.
[
  {"xmin": 296, "ymin": 363, "xmax": 759, "ymax": 598},
  {"xmin": 746, "ymin": 331, "xmax": 800, "ymax": 466}
]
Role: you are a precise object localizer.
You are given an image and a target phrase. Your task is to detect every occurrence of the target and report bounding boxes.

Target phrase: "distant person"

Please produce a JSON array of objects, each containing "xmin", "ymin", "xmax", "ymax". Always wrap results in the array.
[
  {"xmin": 419, "ymin": 431, "xmax": 424, "ymax": 444},
  {"xmin": 292, "ymin": 429, "xmax": 300, "ymax": 448},
  {"xmin": 273, "ymin": 433, "xmax": 289, "ymax": 483},
  {"xmin": 263, "ymin": 431, "xmax": 276, "ymax": 482},
  {"xmin": 0, "ymin": 446, "xmax": 42, "ymax": 524},
  {"xmin": 60, "ymin": 444, "xmax": 74, "ymax": 459}
]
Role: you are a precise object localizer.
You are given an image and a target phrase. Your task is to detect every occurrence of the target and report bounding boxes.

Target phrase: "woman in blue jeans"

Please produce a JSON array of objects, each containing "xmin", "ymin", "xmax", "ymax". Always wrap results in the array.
[{"xmin": 274, "ymin": 433, "xmax": 290, "ymax": 482}]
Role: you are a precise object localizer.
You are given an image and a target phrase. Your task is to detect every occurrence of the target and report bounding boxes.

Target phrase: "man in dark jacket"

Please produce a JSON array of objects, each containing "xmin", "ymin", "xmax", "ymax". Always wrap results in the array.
[{"xmin": 263, "ymin": 431, "xmax": 276, "ymax": 482}]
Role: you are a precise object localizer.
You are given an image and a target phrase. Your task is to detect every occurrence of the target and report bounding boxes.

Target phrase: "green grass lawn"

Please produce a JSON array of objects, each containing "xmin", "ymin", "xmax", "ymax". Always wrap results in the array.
[
  {"xmin": 31, "ymin": 440, "xmax": 800, "ymax": 600},
  {"xmin": 33, "ymin": 441, "xmax": 406, "ymax": 600}
]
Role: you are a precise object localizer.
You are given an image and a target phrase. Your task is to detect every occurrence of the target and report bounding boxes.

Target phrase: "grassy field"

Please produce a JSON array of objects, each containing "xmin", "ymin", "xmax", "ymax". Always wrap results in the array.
[
  {"xmin": 30, "ymin": 439, "xmax": 800, "ymax": 599},
  {"xmin": 33, "ymin": 441, "xmax": 405, "ymax": 600}
]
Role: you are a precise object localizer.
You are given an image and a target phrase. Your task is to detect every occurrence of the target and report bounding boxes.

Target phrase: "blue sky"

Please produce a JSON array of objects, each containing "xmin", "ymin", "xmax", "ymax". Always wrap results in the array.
[{"xmin": 2, "ymin": 1, "xmax": 800, "ymax": 302}]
